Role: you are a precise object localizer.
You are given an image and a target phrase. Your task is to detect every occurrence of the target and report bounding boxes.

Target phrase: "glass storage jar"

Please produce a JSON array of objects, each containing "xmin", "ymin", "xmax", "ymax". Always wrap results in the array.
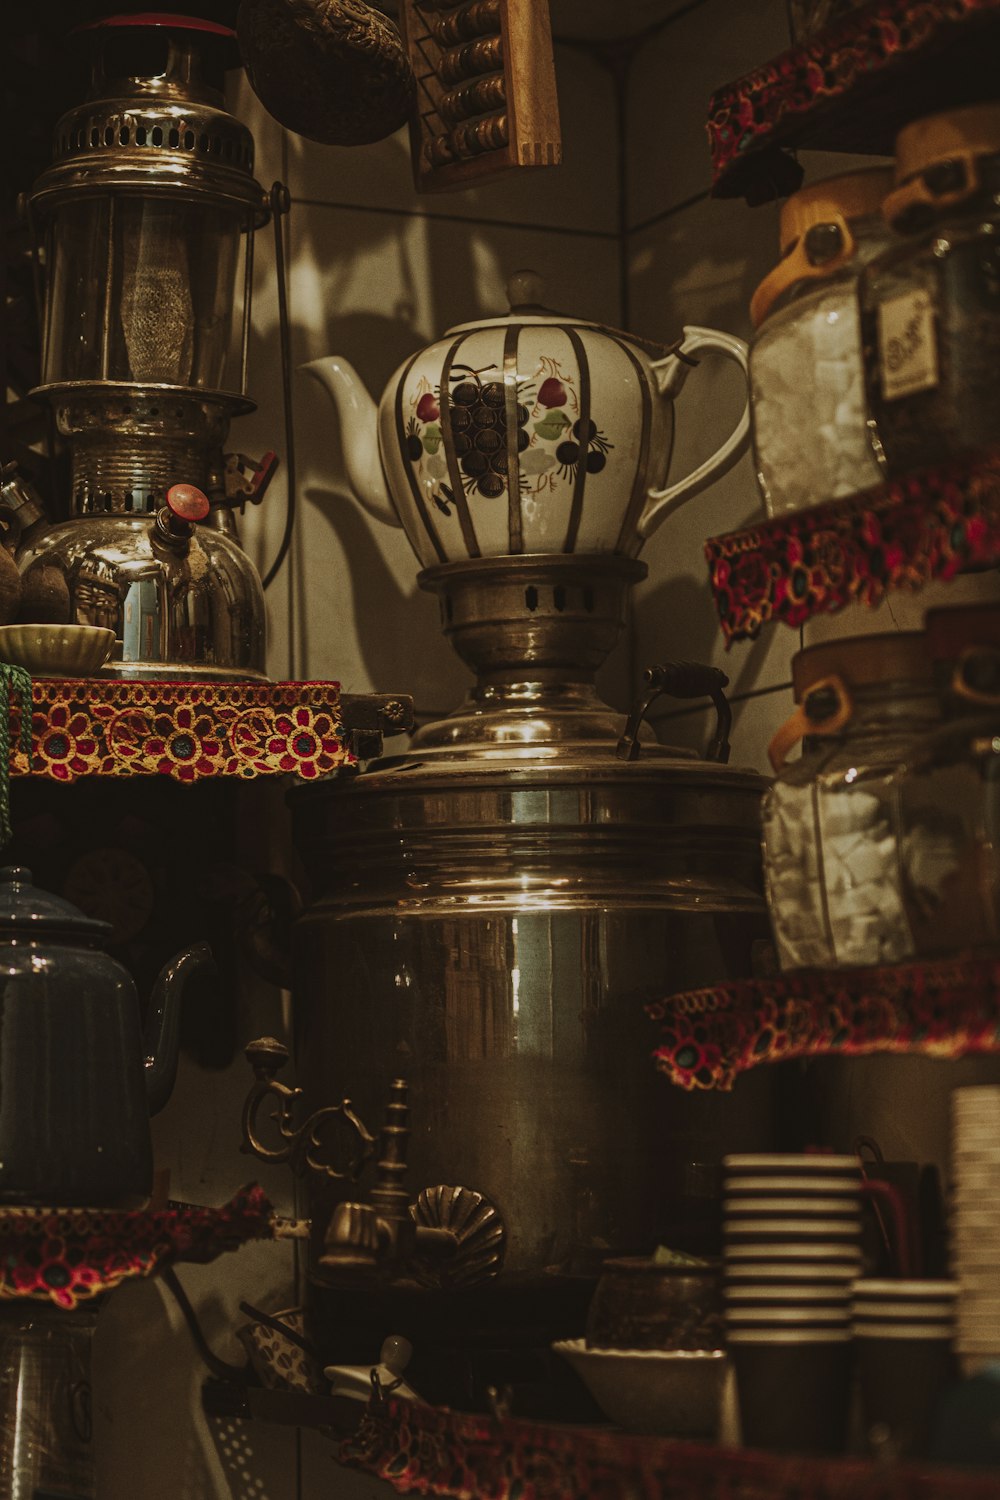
[
  {"xmin": 862, "ymin": 104, "xmax": 1000, "ymax": 476},
  {"xmin": 762, "ymin": 633, "xmax": 941, "ymax": 971},
  {"xmin": 887, "ymin": 603, "xmax": 1000, "ymax": 958},
  {"xmin": 749, "ymin": 168, "xmax": 894, "ymax": 518}
]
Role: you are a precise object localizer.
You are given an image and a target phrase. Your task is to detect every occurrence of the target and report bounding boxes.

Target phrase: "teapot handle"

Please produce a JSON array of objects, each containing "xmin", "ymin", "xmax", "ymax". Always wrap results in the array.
[{"xmin": 639, "ymin": 326, "xmax": 751, "ymax": 540}]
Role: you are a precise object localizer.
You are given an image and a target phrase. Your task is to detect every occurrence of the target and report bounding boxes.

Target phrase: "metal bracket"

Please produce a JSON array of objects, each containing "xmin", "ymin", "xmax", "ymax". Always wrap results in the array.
[
  {"xmin": 240, "ymin": 1037, "xmax": 376, "ymax": 1183},
  {"xmin": 339, "ymin": 693, "xmax": 414, "ymax": 760}
]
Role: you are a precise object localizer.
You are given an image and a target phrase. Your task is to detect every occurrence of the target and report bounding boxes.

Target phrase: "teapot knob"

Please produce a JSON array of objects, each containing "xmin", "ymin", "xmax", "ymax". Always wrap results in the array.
[{"xmin": 507, "ymin": 268, "xmax": 546, "ymax": 313}]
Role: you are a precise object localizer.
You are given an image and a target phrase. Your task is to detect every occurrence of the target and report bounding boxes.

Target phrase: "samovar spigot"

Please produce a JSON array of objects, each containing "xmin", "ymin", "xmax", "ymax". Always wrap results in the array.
[
  {"xmin": 319, "ymin": 1078, "xmax": 417, "ymax": 1276},
  {"xmin": 239, "ymin": 1040, "xmax": 506, "ymax": 1286}
]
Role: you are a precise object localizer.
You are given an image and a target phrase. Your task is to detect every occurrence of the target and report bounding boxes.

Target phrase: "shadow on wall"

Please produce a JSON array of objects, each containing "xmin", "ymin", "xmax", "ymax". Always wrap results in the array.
[{"xmin": 637, "ymin": 568, "xmax": 775, "ymax": 681}]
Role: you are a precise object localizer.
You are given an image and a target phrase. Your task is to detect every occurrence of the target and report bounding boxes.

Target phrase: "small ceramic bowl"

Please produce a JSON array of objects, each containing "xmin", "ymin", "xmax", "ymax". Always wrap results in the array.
[
  {"xmin": 585, "ymin": 1257, "xmax": 723, "ymax": 1351},
  {"xmin": 552, "ymin": 1340, "xmax": 726, "ymax": 1436},
  {"xmin": 0, "ymin": 624, "xmax": 116, "ymax": 677}
]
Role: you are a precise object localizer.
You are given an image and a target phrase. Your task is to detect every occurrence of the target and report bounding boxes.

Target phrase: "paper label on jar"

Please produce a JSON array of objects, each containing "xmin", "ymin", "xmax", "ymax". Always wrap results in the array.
[{"xmin": 877, "ymin": 288, "xmax": 939, "ymax": 401}]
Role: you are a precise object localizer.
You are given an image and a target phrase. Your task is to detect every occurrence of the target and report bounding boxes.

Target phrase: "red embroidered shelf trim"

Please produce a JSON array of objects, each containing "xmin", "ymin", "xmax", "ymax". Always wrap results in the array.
[
  {"xmin": 338, "ymin": 1393, "xmax": 1000, "ymax": 1498},
  {"xmin": 647, "ymin": 955, "xmax": 1000, "ymax": 1091},
  {"xmin": 705, "ymin": 449, "xmax": 1000, "ymax": 645},
  {"xmin": 5, "ymin": 679, "xmax": 347, "ymax": 782},
  {"xmin": 0, "ymin": 1184, "xmax": 275, "ymax": 1309},
  {"xmin": 708, "ymin": 0, "xmax": 1000, "ymax": 197}
]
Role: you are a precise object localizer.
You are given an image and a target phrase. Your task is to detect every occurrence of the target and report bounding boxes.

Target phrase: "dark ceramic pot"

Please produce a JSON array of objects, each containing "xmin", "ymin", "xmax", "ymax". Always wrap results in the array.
[{"xmin": 585, "ymin": 1257, "xmax": 724, "ymax": 1351}]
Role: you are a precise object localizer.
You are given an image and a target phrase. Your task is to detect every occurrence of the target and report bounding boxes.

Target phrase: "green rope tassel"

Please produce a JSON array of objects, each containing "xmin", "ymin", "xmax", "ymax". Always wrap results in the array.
[{"xmin": 0, "ymin": 666, "xmax": 33, "ymax": 848}]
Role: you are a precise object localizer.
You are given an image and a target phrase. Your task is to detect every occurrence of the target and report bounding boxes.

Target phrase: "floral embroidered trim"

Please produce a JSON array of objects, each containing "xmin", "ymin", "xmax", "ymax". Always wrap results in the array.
[
  {"xmin": 0, "ymin": 1185, "xmax": 275, "ymax": 1309},
  {"xmin": 647, "ymin": 955, "xmax": 1000, "ymax": 1091},
  {"xmin": 4, "ymin": 680, "xmax": 347, "ymax": 782},
  {"xmin": 706, "ymin": 449, "xmax": 1000, "ymax": 644},
  {"xmin": 708, "ymin": 0, "xmax": 1000, "ymax": 197}
]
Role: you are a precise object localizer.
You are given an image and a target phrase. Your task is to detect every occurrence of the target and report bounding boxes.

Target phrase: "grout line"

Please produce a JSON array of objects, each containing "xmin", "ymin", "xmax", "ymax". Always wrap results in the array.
[
  {"xmin": 626, "ymin": 189, "xmax": 712, "ymax": 239},
  {"xmin": 648, "ymin": 678, "xmax": 792, "ymax": 722},
  {"xmin": 292, "ymin": 196, "xmax": 619, "ymax": 241}
]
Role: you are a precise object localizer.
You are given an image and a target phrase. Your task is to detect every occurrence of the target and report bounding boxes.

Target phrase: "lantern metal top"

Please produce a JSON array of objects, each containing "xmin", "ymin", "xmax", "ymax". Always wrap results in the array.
[{"xmin": 29, "ymin": 14, "xmax": 268, "ymax": 224}]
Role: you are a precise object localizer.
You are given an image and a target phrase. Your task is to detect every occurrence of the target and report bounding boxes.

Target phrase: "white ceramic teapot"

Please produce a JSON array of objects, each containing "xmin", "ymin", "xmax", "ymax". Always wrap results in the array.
[{"xmin": 302, "ymin": 271, "xmax": 750, "ymax": 568}]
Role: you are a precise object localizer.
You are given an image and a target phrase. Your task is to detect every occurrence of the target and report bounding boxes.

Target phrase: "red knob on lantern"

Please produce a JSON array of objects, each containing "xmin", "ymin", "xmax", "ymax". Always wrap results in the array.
[{"xmin": 165, "ymin": 484, "xmax": 210, "ymax": 524}]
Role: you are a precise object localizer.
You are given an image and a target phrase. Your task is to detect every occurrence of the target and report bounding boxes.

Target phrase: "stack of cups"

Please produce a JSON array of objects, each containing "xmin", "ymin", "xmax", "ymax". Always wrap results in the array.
[
  {"xmin": 951, "ymin": 1085, "xmax": 1000, "ymax": 1374},
  {"xmin": 851, "ymin": 1279, "xmax": 958, "ymax": 1457},
  {"xmin": 723, "ymin": 1153, "xmax": 863, "ymax": 1454}
]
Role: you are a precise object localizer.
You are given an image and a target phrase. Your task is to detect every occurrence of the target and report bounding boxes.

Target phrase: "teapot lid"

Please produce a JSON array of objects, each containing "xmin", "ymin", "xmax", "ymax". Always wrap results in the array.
[
  {"xmin": 0, "ymin": 867, "xmax": 110, "ymax": 939},
  {"xmin": 444, "ymin": 270, "xmax": 595, "ymax": 334}
]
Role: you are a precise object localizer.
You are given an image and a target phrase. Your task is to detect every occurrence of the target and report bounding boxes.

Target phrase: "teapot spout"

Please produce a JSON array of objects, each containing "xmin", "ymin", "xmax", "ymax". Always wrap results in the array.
[
  {"xmin": 300, "ymin": 356, "xmax": 401, "ymax": 530},
  {"xmin": 144, "ymin": 941, "xmax": 215, "ymax": 1116}
]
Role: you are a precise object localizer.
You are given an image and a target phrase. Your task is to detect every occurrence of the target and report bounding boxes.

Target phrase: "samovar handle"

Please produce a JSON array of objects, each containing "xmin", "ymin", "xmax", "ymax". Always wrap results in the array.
[{"xmin": 616, "ymin": 662, "xmax": 732, "ymax": 765}]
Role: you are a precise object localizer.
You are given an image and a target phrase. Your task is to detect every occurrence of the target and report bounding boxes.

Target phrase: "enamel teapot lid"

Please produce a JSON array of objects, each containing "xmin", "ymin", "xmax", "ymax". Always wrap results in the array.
[{"xmin": 0, "ymin": 866, "xmax": 111, "ymax": 939}]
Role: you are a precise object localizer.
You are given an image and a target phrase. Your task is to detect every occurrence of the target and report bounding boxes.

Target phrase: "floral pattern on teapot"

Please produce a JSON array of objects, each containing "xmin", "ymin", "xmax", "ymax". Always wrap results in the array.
[{"xmin": 403, "ymin": 355, "xmax": 615, "ymax": 527}]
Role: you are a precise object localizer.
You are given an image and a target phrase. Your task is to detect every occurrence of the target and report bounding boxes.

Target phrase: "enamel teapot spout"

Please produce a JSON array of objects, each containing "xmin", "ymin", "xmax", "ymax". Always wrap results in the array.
[
  {"xmin": 302, "ymin": 272, "xmax": 750, "ymax": 571},
  {"xmin": 143, "ymin": 941, "xmax": 216, "ymax": 1116}
]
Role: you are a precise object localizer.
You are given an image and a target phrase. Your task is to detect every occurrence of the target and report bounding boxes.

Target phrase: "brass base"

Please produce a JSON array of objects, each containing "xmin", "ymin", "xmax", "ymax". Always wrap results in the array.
[{"xmin": 414, "ymin": 553, "xmax": 646, "ymax": 751}]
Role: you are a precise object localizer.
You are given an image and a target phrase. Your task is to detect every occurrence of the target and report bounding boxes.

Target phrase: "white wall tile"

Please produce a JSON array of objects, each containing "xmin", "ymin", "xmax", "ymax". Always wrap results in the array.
[
  {"xmin": 285, "ymin": 45, "xmax": 619, "ymax": 236},
  {"xmin": 625, "ymin": 0, "xmax": 790, "ymax": 229}
]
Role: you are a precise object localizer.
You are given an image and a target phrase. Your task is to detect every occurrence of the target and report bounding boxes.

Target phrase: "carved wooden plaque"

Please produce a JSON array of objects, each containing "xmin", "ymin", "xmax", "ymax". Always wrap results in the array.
[{"xmin": 401, "ymin": 0, "xmax": 562, "ymax": 192}]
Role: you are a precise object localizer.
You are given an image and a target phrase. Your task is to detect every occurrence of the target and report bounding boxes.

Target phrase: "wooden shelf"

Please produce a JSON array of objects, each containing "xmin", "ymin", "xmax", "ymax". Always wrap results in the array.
[
  {"xmin": 708, "ymin": 0, "xmax": 1000, "ymax": 203},
  {"xmin": 705, "ymin": 448, "xmax": 1000, "ymax": 645},
  {"xmin": 2, "ymin": 680, "xmax": 413, "ymax": 782},
  {"xmin": 647, "ymin": 954, "xmax": 1000, "ymax": 1091}
]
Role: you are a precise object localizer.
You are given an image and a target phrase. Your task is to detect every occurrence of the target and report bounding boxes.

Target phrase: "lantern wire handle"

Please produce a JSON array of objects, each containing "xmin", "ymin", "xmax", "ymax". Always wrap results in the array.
[{"xmin": 261, "ymin": 183, "xmax": 295, "ymax": 595}]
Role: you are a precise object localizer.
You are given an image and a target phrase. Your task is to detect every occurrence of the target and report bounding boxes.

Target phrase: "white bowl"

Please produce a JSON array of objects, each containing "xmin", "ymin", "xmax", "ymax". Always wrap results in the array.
[
  {"xmin": 552, "ymin": 1341, "xmax": 726, "ymax": 1437},
  {"xmin": 0, "ymin": 623, "xmax": 115, "ymax": 678}
]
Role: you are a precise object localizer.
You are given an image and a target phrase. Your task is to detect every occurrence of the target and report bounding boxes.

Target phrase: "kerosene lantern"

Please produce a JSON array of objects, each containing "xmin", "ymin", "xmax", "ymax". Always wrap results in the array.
[{"xmin": 20, "ymin": 12, "xmax": 274, "ymax": 680}]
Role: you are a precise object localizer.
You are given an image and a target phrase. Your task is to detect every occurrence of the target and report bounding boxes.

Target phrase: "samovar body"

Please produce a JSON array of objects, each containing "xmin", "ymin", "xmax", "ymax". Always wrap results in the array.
[{"xmin": 292, "ymin": 754, "xmax": 776, "ymax": 1286}]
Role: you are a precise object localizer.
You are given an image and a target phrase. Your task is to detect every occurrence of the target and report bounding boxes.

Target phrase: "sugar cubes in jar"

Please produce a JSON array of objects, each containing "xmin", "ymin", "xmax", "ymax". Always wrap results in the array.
[
  {"xmin": 762, "ymin": 634, "xmax": 942, "ymax": 972},
  {"xmin": 749, "ymin": 169, "xmax": 893, "ymax": 519}
]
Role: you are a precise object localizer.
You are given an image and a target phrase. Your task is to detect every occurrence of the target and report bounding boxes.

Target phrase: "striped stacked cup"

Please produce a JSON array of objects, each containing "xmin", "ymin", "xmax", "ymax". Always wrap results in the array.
[
  {"xmin": 951, "ymin": 1085, "xmax": 1000, "ymax": 1374},
  {"xmin": 851, "ymin": 1278, "xmax": 958, "ymax": 1457},
  {"xmin": 723, "ymin": 1153, "xmax": 863, "ymax": 1453}
]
